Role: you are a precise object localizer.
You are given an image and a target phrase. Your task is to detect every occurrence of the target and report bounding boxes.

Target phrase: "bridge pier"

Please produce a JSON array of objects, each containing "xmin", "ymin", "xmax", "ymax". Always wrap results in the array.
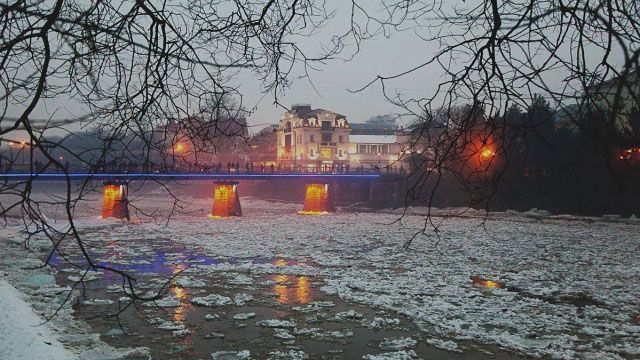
[
  {"xmin": 368, "ymin": 180, "xmax": 401, "ymax": 209},
  {"xmin": 299, "ymin": 183, "xmax": 335, "ymax": 214},
  {"xmin": 102, "ymin": 181, "xmax": 130, "ymax": 220},
  {"xmin": 210, "ymin": 181, "xmax": 242, "ymax": 217}
]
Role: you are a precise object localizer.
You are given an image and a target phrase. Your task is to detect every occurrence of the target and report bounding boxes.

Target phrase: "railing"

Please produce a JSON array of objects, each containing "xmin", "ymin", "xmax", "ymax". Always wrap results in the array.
[{"xmin": 0, "ymin": 163, "xmax": 407, "ymax": 176}]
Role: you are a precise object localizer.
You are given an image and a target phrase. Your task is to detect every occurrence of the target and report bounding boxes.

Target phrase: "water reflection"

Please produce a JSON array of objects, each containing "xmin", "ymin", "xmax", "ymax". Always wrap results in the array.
[
  {"xmin": 296, "ymin": 276, "xmax": 310, "ymax": 304},
  {"xmin": 172, "ymin": 288, "xmax": 188, "ymax": 323},
  {"xmin": 272, "ymin": 258, "xmax": 311, "ymax": 304},
  {"xmin": 273, "ymin": 275, "xmax": 311, "ymax": 304},
  {"xmin": 171, "ymin": 264, "xmax": 190, "ymax": 324}
]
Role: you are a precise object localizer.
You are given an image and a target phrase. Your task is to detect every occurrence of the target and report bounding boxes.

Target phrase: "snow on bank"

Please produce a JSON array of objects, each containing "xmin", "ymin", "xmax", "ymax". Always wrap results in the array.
[
  {"xmin": 0, "ymin": 234, "xmax": 150, "ymax": 360},
  {"xmin": 0, "ymin": 279, "xmax": 77, "ymax": 360}
]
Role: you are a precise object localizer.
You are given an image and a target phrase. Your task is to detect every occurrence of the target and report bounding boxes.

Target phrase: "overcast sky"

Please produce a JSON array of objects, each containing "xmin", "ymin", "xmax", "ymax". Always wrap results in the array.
[{"xmin": 4, "ymin": 0, "xmax": 629, "ymax": 139}]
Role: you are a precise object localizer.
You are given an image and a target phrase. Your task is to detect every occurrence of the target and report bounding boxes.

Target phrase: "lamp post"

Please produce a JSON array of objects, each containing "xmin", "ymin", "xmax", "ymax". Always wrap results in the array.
[
  {"xmin": 173, "ymin": 141, "xmax": 187, "ymax": 172},
  {"xmin": 20, "ymin": 140, "xmax": 26, "ymax": 167}
]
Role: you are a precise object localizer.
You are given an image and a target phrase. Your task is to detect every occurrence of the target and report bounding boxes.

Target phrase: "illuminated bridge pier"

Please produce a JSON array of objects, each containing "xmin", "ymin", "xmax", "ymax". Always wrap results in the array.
[
  {"xmin": 299, "ymin": 182, "xmax": 336, "ymax": 215},
  {"xmin": 0, "ymin": 173, "xmax": 388, "ymax": 218},
  {"xmin": 102, "ymin": 180, "xmax": 130, "ymax": 220},
  {"xmin": 210, "ymin": 181, "xmax": 242, "ymax": 218}
]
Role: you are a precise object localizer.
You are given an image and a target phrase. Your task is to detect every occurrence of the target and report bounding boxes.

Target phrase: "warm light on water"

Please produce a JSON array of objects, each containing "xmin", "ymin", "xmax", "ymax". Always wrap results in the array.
[
  {"xmin": 273, "ymin": 274, "xmax": 311, "ymax": 305},
  {"xmin": 298, "ymin": 211, "xmax": 328, "ymax": 215},
  {"xmin": 471, "ymin": 275, "xmax": 504, "ymax": 289},
  {"xmin": 171, "ymin": 286, "xmax": 189, "ymax": 323},
  {"xmin": 272, "ymin": 258, "xmax": 311, "ymax": 304}
]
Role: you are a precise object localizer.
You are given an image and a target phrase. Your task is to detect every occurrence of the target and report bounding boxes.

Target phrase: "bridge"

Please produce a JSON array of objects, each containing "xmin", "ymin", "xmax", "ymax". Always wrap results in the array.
[
  {"xmin": 0, "ymin": 172, "xmax": 397, "ymax": 220},
  {"xmin": 0, "ymin": 172, "xmax": 381, "ymax": 181}
]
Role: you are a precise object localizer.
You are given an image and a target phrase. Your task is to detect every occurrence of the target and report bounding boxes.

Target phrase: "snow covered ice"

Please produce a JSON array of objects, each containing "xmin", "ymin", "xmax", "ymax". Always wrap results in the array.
[{"xmin": 1, "ymin": 196, "xmax": 639, "ymax": 358}]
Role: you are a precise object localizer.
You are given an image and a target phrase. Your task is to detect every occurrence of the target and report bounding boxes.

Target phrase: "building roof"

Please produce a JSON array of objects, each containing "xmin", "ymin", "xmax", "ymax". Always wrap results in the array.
[
  {"xmin": 291, "ymin": 105, "xmax": 345, "ymax": 120},
  {"xmin": 349, "ymin": 135, "xmax": 397, "ymax": 144}
]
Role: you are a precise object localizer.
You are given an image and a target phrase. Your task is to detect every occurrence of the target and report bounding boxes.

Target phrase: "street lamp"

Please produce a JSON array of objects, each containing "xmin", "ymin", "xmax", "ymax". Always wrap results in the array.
[
  {"xmin": 174, "ymin": 142, "xmax": 186, "ymax": 153},
  {"xmin": 479, "ymin": 146, "xmax": 496, "ymax": 161},
  {"xmin": 19, "ymin": 140, "xmax": 26, "ymax": 166}
]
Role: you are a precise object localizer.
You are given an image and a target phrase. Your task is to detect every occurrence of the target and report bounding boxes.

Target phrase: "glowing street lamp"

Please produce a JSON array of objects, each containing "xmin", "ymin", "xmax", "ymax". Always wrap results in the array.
[
  {"xmin": 479, "ymin": 146, "xmax": 495, "ymax": 161},
  {"xmin": 17, "ymin": 140, "xmax": 27, "ymax": 165},
  {"xmin": 174, "ymin": 142, "xmax": 186, "ymax": 154}
]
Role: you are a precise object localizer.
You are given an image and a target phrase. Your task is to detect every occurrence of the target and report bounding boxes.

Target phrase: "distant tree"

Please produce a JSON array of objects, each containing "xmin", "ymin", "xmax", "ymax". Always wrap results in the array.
[{"xmin": 0, "ymin": 0, "xmax": 341, "ymax": 312}]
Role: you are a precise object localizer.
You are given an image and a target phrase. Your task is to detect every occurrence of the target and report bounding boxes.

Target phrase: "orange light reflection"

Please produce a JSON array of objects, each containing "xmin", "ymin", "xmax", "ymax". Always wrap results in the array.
[
  {"xmin": 471, "ymin": 275, "xmax": 504, "ymax": 289},
  {"xmin": 171, "ymin": 286, "xmax": 189, "ymax": 323},
  {"xmin": 272, "ymin": 258, "xmax": 311, "ymax": 305},
  {"xmin": 273, "ymin": 274, "xmax": 311, "ymax": 305}
]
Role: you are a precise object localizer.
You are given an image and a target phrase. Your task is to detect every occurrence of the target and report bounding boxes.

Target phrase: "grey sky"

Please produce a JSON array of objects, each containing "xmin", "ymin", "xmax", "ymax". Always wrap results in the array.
[{"xmin": 3, "ymin": 0, "xmax": 631, "ymax": 140}]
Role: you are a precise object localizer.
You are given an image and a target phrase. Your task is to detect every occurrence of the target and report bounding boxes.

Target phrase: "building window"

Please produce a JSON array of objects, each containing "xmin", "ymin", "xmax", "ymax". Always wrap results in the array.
[
  {"xmin": 358, "ymin": 144, "xmax": 367, "ymax": 154},
  {"xmin": 310, "ymin": 135, "xmax": 315, "ymax": 142},
  {"xmin": 297, "ymin": 135, "xmax": 302, "ymax": 144},
  {"xmin": 310, "ymin": 149, "xmax": 314, "ymax": 157},
  {"xmin": 339, "ymin": 135, "xmax": 343, "ymax": 143},
  {"xmin": 321, "ymin": 121, "xmax": 332, "ymax": 130},
  {"xmin": 338, "ymin": 149, "xmax": 343, "ymax": 157},
  {"xmin": 321, "ymin": 147, "xmax": 332, "ymax": 159},
  {"xmin": 322, "ymin": 133, "xmax": 331, "ymax": 142},
  {"xmin": 381, "ymin": 145, "xmax": 388, "ymax": 154}
]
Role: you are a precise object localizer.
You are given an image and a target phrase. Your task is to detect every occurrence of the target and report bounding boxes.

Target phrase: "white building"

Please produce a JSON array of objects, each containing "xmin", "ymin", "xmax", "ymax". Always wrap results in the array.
[
  {"xmin": 276, "ymin": 104, "xmax": 408, "ymax": 171},
  {"xmin": 348, "ymin": 135, "xmax": 407, "ymax": 170}
]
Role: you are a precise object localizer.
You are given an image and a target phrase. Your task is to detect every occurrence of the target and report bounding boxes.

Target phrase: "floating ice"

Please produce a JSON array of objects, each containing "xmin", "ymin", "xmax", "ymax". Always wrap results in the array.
[
  {"xmin": 366, "ymin": 317, "xmax": 401, "ymax": 329},
  {"xmin": 267, "ymin": 349, "xmax": 309, "ymax": 359},
  {"xmin": 143, "ymin": 296, "xmax": 180, "ymax": 308},
  {"xmin": 233, "ymin": 312, "xmax": 256, "ymax": 320},
  {"xmin": 228, "ymin": 274, "xmax": 253, "ymax": 285},
  {"xmin": 205, "ymin": 313, "xmax": 222, "ymax": 321},
  {"xmin": 334, "ymin": 309, "xmax": 364, "ymax": 320},
  {"xmin": 293, "ymin": 327, "xmax": 322, "ymax": 335},
  {"xmin": 211, "ymin": 350, "xmax": 251, "ymax": 359},
  {"xmin": 379, "ymin": 337, "xmax": 417, "ymax": 350},
  {"xmin": 191, "ymin": 294, "xmax": 232, "ymax": 307},
  {"xmin": 309, "ymin": 301, "xmax": 335, "ymax": 307},
  {"xmin": 256, "ymin": 319, "xmax": 296, "ymax": 328},
  {"xmin": 83, "ymin": 298, "xmax": 114, "ymax": 305},
  {"xmin": 176, "ymin": 277, "xmax": 207, "ymax": 288},
  {"xmin": 157, "ymin": 320, "xmax": 185, "ymax": 331},
  {"xmin": 205, "ymin": 332, "xmax": 226, "ymax": 338},
  {"xmin": 426, "ymin": 338, "xmax": 462, "ymax": 353},
  {"xmin": 362, "ymin": 350, "xmax": 417, "ymax": 360},
  {"xmin": 172, "ymin": 329, "xmax": 191, "ymax": 337},
  {"xmin": 233, "ymin": 293, "xmax": 253, "ymax": 306},
  {"xmin": 273, "ymin": 328, "xmax": 295, "ymax": 339}
]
